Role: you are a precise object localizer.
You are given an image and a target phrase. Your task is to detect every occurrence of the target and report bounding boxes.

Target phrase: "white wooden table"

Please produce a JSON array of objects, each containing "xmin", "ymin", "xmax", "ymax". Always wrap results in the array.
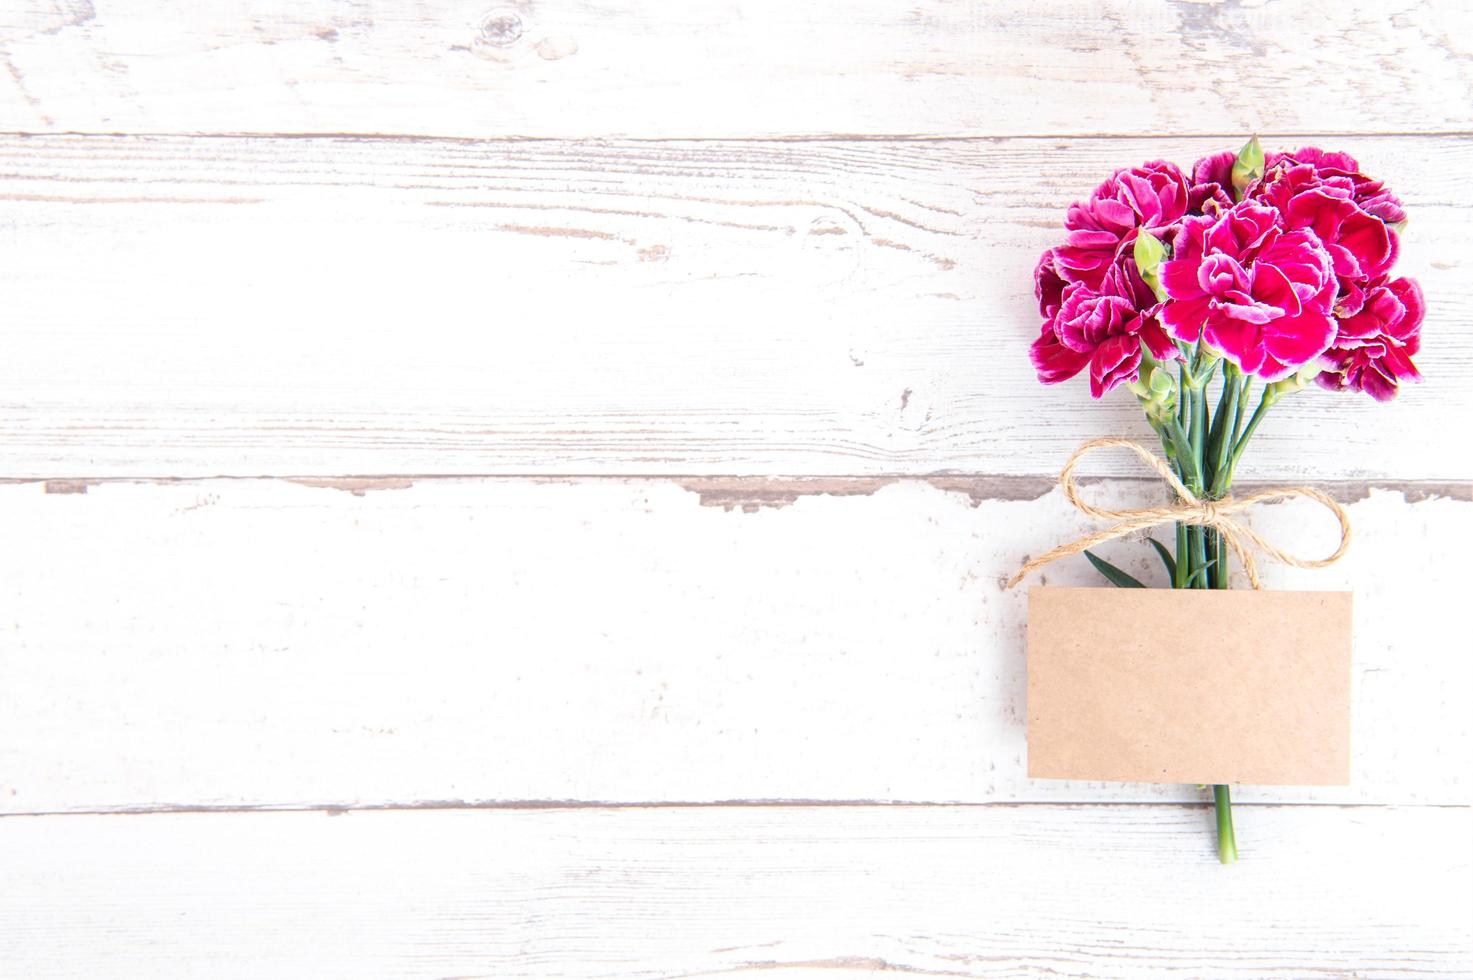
[{"xmin": 2, "ymin": 2, "xmax": 1470, "ymax": 976}]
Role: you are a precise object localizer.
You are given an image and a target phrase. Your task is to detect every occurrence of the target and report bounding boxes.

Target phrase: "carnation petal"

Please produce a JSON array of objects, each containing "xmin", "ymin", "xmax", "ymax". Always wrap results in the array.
[
  {"xmin": 1380, "ymin": 345, "xmax": 1422, "ymax": 384},
  {"xmin": 1034, "ymin": 249, "xmax": 1067, "ymax": 318},
  {"xmin": 1315, "ymin": 367, "xmax": 1349, "ymax": 393},
  {"xmin": 1138, "ymin": 317, "xmax": 1179, "ymax": 361},
  {"xmin": 1387, "ymin": 276, "xmax": 1426, "ymax": 349},
  {"xmin": 1250, "ymin": 261, "xmax": 1303, "ymax": 318},
  {"xmin": 1088, "ymin": 334, "xmax": 1141, "ymax": 398},
  {"xmin": 1191, "ymin": 151, "xmax": 1235, "ymax": 187},
  {"xmin": 1262, "ymin": 308, "xmax": 1337, "ymax": 372},
  {"xmin": 1217, "ymin": 298, "xmax": 1279, "ymax": 325},
  {"xmin": 1337, "ymin": 208, "xmax": 1393, "ymax": 278},
  {"xmin": 1202, "ymin": 312, "xmax": 1265, "ymax": 374},
  {"xmin": 1053, "ymin": 244, "xmax": 1114, "ymax": 288},
  {"xmin": 1029, "ymin": 322, "xmax": 1091, "ymax": 385},
  {"xmin": 1161, "ymin": 295, "xmax": 1211, "ymax": 343},
  {"xmin": 1360, "ymin": 363, "xmax": 1399, "ymax": 401},
  {"xmin": 1208, "ymin": 203, "xmax": 1279, "ymax": 257},
  {"xmin": 1092, "ymin": 198, "xmax": 1136, "ymax": 230},
  {"xmin": 1160, "ymin": 256, "xmax": 1206, "ymax": 300}
]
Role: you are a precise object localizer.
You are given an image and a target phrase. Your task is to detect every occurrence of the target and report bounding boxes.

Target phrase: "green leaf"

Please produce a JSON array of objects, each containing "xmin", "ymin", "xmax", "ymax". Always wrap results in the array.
[
  {"xmin": 1184, "ymin": 557, "xmax": 1219, "ymax": 589},
  {"xmin": 1084, "ymin": 550, "xmax": 1146, "ymax": 589},
  {"xmin": 1231, "ymin": 135, "xmax": 1264, "ymax": 200},
  {"xmin": 1146, "ymin": 537, "xmax": 1176, "ymax": 581}
]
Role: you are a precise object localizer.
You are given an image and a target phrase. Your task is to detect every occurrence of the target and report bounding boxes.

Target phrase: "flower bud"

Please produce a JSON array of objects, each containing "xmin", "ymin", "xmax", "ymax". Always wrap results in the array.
[
  {"xmin": 1265, "ymin": 363, "xmax": 1322, "ymax": 405},
  {"xmin": 1131, "ymin": 361, "xmax": 1177, "ymax": 424},
  {"xmin": 1133, "ymin": 229, "xmax": 1169, "ymax": 301},
  {"xmin": 1230, "ymin": 136, "xmax": 1264, "ymax": 200},
  {"xmin": 1148, "ymin": 364, "xmax": 1175, "ymax": 397}
]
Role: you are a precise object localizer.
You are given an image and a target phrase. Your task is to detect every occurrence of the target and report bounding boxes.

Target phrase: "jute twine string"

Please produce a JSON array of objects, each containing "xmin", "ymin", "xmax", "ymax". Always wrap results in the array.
[{"xmin": 1005, "ymin": 438, "xmax": 1352, "ymax": 590}]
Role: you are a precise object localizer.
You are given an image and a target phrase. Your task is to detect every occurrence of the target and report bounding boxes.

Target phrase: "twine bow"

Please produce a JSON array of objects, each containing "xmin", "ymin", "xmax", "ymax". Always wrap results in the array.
[{"xmin": 1006, "ymin": 438, "xmax": 1352, "ymax": 590}]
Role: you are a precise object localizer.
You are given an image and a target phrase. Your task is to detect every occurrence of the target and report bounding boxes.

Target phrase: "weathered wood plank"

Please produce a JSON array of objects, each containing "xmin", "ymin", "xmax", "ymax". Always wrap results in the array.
[
  {"xmin": 1, "ymin": 134, "xmax": 1468, "ymax": 479},
  {"xmin": 0, "ymin": 1, "xmax": 1469, "ymax": 138},
  {"xmin": 2, "ymin": 476, "xmax": 1466, "ymax": 813},
  {"xmin": 1, "ymin": 804, "xmax": 1467, "ymax": 978}
]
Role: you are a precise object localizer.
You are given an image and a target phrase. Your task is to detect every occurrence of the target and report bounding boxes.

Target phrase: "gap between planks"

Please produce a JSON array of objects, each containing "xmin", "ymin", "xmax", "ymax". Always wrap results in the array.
[
  {"xmin": 7, "ymin": 799, "xmax": 1468, "ymax": 820},
  {"xmin": 6, "ymin": 130, "xmax": 1473, "ymax": 144},
  {"xmin": 16, "ymin": 475, "xmax": 1472, "ymax": 510}
]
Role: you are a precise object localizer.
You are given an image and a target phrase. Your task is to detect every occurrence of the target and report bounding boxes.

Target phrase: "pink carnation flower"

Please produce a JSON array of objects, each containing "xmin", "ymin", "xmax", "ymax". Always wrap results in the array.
[
  {"xmin": 1055, "ymin": 161, "xmax": 1190, "ymax": 288},
  {"xmin": 1026, "ymin": 143, "xmax": 1422, "ymax": 402},
  {"xmin": 1034, "ymin": 248, "xmax": 1067, "ymax": 320},
  {"xmin": 1159, "ymin": 203, "xmax": 1338, "ymax": 382},
  {"xmin": 1030, "ymin": 250, "xmax": 1177, "ymax": 397},
  {"xmin": 1257, "ymin": 163, "xmax": 1395, "ymax": 316},
  {"xmin": 1030, "ymin": 249, "xmax": 1090, "ymax": 384},
  {"xmin": 1265, "ymin": 147, "xmax": 1406, "ymax": 224},
  {"xmin": 1318, "ymin": 276, "xmax": 1425, "ymax": 401}
]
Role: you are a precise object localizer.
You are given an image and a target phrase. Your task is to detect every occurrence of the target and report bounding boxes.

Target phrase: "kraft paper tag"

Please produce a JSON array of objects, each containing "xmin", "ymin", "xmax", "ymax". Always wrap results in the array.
[{"xmin": 1026, "ymin": 587, "xmax": 1352, "ymax": 785}]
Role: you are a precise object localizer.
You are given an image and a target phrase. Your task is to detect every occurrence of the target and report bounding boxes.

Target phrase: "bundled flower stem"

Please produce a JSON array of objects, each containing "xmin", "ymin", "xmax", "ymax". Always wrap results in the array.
[{"xmin": 1027, "ymin": 137, "xmax": 1425, "ymax": 863}]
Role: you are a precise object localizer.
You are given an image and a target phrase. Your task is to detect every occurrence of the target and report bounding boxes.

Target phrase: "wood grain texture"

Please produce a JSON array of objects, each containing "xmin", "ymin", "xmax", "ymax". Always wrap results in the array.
[
  {"xmin": 1, "ymin": 804, "xmax": 1468, "ymax": 978},
  {"xmin": 2, "ymin": 134, "xmax": 1469, "ymax": 479},
  {"xmin": 0, "ymin": 1, "xmax": 1469, "ymax": 138},
  {"xmin": 3, "ymin": 476, "xmax": 1466, "ymax": 814},
  {"xmin": 0, "ymin": 2, "xmax": 1467, "ymax": 976}
]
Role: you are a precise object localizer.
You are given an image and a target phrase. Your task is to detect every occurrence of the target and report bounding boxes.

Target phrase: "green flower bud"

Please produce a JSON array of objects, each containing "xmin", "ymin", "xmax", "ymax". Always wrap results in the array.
[
  {"xmin": 1132, "ymin": 360, "xmax": 1178, "ymax": 424},
  {"xmin": 1133, "ymin": 229, "xmax": 1170, "ymax": 301},
  {"xmin": 1231, "ymin": 135, "xmax": 1264, "ymax": 201},
  {"xmin": 1264, "ymin": 363, "xmax": 1322, "ymax": 405},
  {"xmin": 1144, "ymin": 396, "xmax": 1177, "ymax": 426},
  {"xmin": 1148, "ymin": 364, "xmax": 1175, "ymax": 397}
]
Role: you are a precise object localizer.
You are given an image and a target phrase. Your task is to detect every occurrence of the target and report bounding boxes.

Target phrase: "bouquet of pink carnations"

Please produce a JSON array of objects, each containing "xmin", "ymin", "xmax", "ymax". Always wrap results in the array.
[{"xmin": 1022, "ymin": 139, "xmax": 1424, "ymax": 862}]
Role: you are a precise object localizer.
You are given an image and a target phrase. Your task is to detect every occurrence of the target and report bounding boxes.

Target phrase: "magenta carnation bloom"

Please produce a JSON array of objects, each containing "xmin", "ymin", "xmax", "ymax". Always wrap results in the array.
[
  {"xmin": 1029, "ymin": 317, "xmax": 1091, "ymax": 385},
  {"xmin": 1318, "ymin": 276, "xmax": 1425, "ymax": 401},
  {"xmin": 1031, "ymin": 252, "xmax": 1177, "ymax": 397},
  {"xmin": 1034, "ymin": 248, "xmax": 1067, "ymax": 319},
  {"xmin": 1257, "ymin": 164, "xmax": 1395, "ymax": 315},
  {"xmin": 1026, "ymin": 142, "xmax": 1423, "ymax": 405},
  {"xmin": 1029, "ymin": 249, "xmax": 1090, "ymax": 384},
  {"xmin": 1055, "ymin": 161, "xmax": 1190, "ymax": 288},
  {"xmin": 1264, "ymin": 147, "xmax": 1406, "ymax": 224},
  {"xmin": 1159, "ymin": 203, "xmax": 1338, "ymax": 382}
]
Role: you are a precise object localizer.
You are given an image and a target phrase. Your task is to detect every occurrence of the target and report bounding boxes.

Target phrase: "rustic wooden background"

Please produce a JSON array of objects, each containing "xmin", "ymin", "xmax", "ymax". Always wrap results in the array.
[{"xmin": 2, "ymin": 1, "xmax": 1470, "ymax": 976}]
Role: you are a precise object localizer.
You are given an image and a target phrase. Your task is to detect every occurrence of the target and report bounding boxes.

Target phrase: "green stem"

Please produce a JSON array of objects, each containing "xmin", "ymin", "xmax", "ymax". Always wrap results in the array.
[
  {"xmin": 1206, "ymin": 370, "xmax": 1239, "ymax": 496},
  {"xmin": 1231, "ymin": 375, "xmax": 1253, "ymax": 450},
  {"xmin": 1154, "ymin": 349, "xmax": 1243, "ymax": 864},
  {"xmin": 1187, "ymin": 378, "xmax": 1210, "ymax": 588},
  {"xmin": 1190, "ymin": 524, "xmax": 1207, "ymax": 589},
  {"xmin": 1201, "ymin": 377, "xmax": 1237, "ymax": 837},
  {"xmin": 1178, "ymin": 362, "xmax": 1190, "ymax": 429},
  {"xmin": 1208, "ymin": 370, "xmax": 1241, "ymax": 589},
  {"xmin": 1214, "ymin": 784, "xmax": 1238, "ymax": 864},
  {"xmin": 1189, "ymin": 384, "xmax": 1207, "ymax": 494},
  {"xmin": 1165, "ymin": 419, "xmax": 1201, "ymax": 491},
  {"xmin": 1203, "ymin": 388, "xmax": 1230, "ymax": 489},
  {"xmin": 1226, "ymin": 389, "xmax": 1274, "ymax": 486},
  {"xmin": 1184, "ymin": 357, "xmax": 1239, "ymax": 864},
  {"xmin": 1174, "ymin": 522, "xmax": 1188, "ymax": 589}
]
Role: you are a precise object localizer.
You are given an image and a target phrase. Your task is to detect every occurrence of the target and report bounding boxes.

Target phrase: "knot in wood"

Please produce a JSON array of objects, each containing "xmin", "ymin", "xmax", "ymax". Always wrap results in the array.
[{"xmin": 477, "ymin": 9, "xmax": 525, "ymax": 47}]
